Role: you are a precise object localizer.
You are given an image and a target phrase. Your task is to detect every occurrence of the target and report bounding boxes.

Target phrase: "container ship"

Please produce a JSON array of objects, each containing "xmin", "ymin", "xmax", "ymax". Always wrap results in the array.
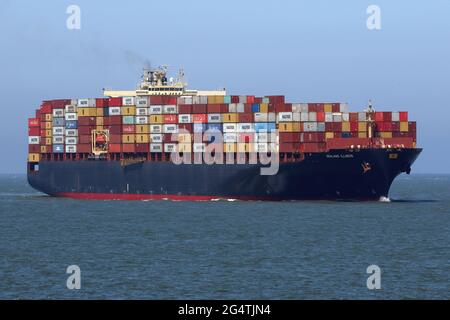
[{"xmin": 27, "ymin": 66, "xmax": 421, "ymax": 201}]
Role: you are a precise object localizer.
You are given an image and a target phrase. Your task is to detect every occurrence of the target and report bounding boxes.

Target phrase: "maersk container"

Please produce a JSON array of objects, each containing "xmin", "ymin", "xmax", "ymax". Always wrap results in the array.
[
  {"xmin": 52, "ymin": 145, "xmax": 64, "ymax": 153},
  {"xmin": 28, "ymin": 136, "xmax": 40, "ymax": 144},
  {"xmin": 65, "ymin": 121, "xmax": 78, "ymax": 129},
  {"xmin": 65, "ymin": 145, "xmax": 77, "ymax": 153},
  {"xmin": 123, "ymin": 116, "xmax": 135, "ymax": 125}
]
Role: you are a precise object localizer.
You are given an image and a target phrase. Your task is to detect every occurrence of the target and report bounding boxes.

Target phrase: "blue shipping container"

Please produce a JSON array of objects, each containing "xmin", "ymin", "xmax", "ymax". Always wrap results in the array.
[
  {"xmin": 53, "ymin": 118, "xmax": 65, "ymax": 127},
  {"xmin": 53, "ymin": 145, "xmax": 64, "ymax": 153},
  {"xmin": 206, "ymin": 123, "xmax": 223, "ymax": 131},
  {"xmin": 252, "ymin": 104, "xmax": 260, "ymax": 113},
  {"xmin": 65, "ymin": 121, "xmax": 78, "ymax": 129}
]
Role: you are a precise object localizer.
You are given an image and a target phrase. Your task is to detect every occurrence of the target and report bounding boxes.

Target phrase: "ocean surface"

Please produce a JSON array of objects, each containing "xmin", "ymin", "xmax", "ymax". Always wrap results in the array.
[{"xmin": 0, "ymin": 174, "xmax": 449, "ymax": 299}]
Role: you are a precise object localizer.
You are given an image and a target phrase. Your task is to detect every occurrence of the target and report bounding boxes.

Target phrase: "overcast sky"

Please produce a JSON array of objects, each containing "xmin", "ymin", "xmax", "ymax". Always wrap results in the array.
[{"xmin": 0, "ymin": 0, "xmax": 449, "ymax": 173}]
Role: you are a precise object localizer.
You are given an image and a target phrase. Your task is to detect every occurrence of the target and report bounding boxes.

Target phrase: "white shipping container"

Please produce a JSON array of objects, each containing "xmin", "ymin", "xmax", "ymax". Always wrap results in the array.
[
  {"xmin": 254, "ymin": 143, "xmax": 269, "ymax": 153},
  {"xmin": 122, "ymin": 96, "xmax": 136, "ymax": 106},
  {"xmin": 342, "ymin": 113, "xmax": 350, "ymax": 122},
  {"xmin": 109, "ymin": 107, "xmax": 121, "ymax": 116},
  {"xmin": 150, "ymin": 134, "xmax": 163, "ymax": 143},
  {"xmin": 65, "ymin": 137, "xmax": 78, "ymax": 145},
  {"xmin": 256, "ymin": 132, "xmax": 269, "ymax": 143},
  {"xmin": 65, "ymin": 105, "xmax": 77, "ymax": 113},
  {"xmin": 77, "ymin": 99, "xmax": 90, "ymax": 107},
  {"xmin": 237, "ymin": 123, "xmax": 255, "ymax": 133},
  {"xmin": 223, "ymin": 123, "xmax": 237, "ymax": 133},
  {"xmin": 136, "ymin": 107, "xmax": 149, "ymax": 116},
  {"xmin": 333, "ymin": 113, "xmax": 343, "ymax": 122},
  {"xmin": 228, "ymin": 103, "xmax": 237, "ymax": 113},
  {"xmin": 28, "ymin": 136, "xmax": 40, "ymax": 144},
  {"xmin": 150, "ymin": 143, "xmax": 162, "ymax": 152},
  {"xmin": 303, "ymin": 122, "xmax": 318, "ymax": 132},
  {"xmin": 199, "ymin": 96, "xmax": 208, "ymax": 104},
  {"xmin": 164, "ymin": 143, "xmax": 177, "ymax": 153},
  {"xmin": 163, "ymin": 105, "xmax": 178, "ymax": 114},
  {"xmin": 149, "ymin": 105, "xmax": 162, "ymax": 114},
  {"xmin": 300, "ymin": 103, "xmax": 309, "ymax": 112},
  {"xmin": 135, "ymin": 116, "xmax": 148, "ymax": 124},
  {"xmin": 254, "ymin": 112, "xmax": 268, "ymax": 122},
  {"xmin": 71, "ymin": 99, "xmax": 78, "ymax": 106},
  {"xmin": 300, "ymin": 112, "xmax": 309, "ymax": 122},
  {"xmin": 53, "ymin": 109, "xmax": 64, "ymax": 117},
  {"xmin": 53, "ymin": 127, "xmax": 65, "ymax": 136},
  {"xmin": 65, "ymin": 145, "xmax": 77, "ymax": 153},
  {"xmin": 150, "ymin": 125, "xmax": 162, "ymax": 133},
  {"xmin": 192, "ymin": 96, "xmax": 200, "ymax": 104},
  {"xmin": 292, "ymin": 112, "xmax": 301, "ymax": 122},
  {"xmin": 340, "ymin": 103, "xmax": 349, "ymax": 113},
  {"xmin": 291, "ymin": 103, "xmax": 302, "ymax": 113},
  {"xmin": 268, "ymin": 113, "xmax": 276, "ymax": 122},
  {"xmin": 223, "ymin": 133, "xmax": 237, "ymax": 143},
  {"xmin": 392, "ymin": 112, "xmax": 400, "ymax": 121},
  {"xmin": 136, "ymin": 97, "xmax": 149, "ymax": 107},
  {"xmin": 238, "ymin": 96, "xmax": 246, "ymax": 103},
  {"xmin": 278, "ymin": 112, "xmax": 293, "ymax": 122},
  {"xmin": 53, "ymin": 136, "xmax": 64, "ymax": 144},
  {"xmin": 358, "ymin": 112, "xmax": 367, "ymax": 122},
  {"xmin": 208, "ymin": 114, "xmax": 222, "ymax": 123},
  {"xmin": 163, "ymin": 124, "xmax": 178, "ymax": 134},
  {"xmin": 309, "ymin": 112, "xmax": 317, "ymax": 122},
  {"xmin": 180, "ymin": 96, "xmax": 192, "ymax": 105},
  {"xmin": 236, "ymin": 103, "xmax": 245, "ymax": 113},
  {"xmin": 65, "ymin": 113, "xmax": 78, "ymax": 121},
  {"xmin": 193, "ymin": 143, "xmax": 205, "ymax": 152},
  {"xmin": 178, "ymin": 114, "xmax": 192, "ymax": 124},
  {"xmin": 66, "ymin": 129, "xmax": 78, "ymax": 137},
  {"xmin": 325, "ymin": 113, "xmax": 333, "ymax": 122}
]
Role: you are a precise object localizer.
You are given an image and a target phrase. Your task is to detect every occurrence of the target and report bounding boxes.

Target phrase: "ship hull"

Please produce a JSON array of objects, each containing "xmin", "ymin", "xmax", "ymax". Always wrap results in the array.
[{"xmin": 27, "ymin": 148, "xmax": 422, "ymax": 201}]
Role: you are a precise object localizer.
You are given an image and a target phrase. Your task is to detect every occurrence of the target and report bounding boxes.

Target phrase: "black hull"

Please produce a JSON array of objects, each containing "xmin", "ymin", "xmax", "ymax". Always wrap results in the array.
[{"xmin": 27, "ymin": 148, "xmax": 422, "ymax": 201}]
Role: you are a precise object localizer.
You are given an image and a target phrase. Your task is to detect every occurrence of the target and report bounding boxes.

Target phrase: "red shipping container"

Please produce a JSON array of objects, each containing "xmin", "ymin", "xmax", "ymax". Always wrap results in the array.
[
  {"xmin": 96, "ymin": 98, "xmax": 109, "ymax": 107},
  {"xmin": 135, "ymin": 143, "xmax": 150, "ymax": 153},
  {"xmin": 327, "ymin": 138, "xmax": 371, "ymax": 150},
  {"xmin": 231, "ymin": 96, "xmax": 239, "ymax": 103},
  {"xmin": 52, "ymin": 99, "xmax": 71, "ymax": 109},
  {"xmin": 40, "ymin": 102, "xmax": 52, "ymax": 114},
  {"xmin": 77, "ymin": 144, "xmax": 91, "ymax": 153},
  {"xmin": 178, "ymin": 104, "xmax": 193, "ymax": 114},
  {"xmin": 207, "ymin": 104, "xmax": 221, "ymax": 113},
  {"xmin": 178, "ymin": 123, "xmax": 193, "ymax": 132},
  {"xmin": 192, "ymin": 104, "xmax": 207, "ymax": 114},
  {"xmin": 246, "ymin": 96, "xmax": 255, "ymax": 104},
  {"xmin": 279, "ymin": 132, "xmax": 298, "ymax": 142},
  {"xmin": 109, "ymin": 144, "xmax": 122, "ymax": 153},
  {"xmin": 303, "ymin": 132, "xmax": 325, "ymax": 142},
  {"xmin": 275, "ymin": 103, "xmax": 288, "ymax": 112},
  {"xmin": 279, "ymin": 142, "xmax": 294, "ymax": 152},
  {"xmin": 238, "ymin": 113, "xmax": 254, "ymax": 123},
  {"xmin": 28, "ymin": 118, "xmax": 40, "ymax": 127},
  {"xmin": 41, "ymin": 146, "xmax": 52, "ymax": 153},
  {"xmin": 192, "ymin": 114, "xmax": 207, "ymax": 123},
  {"xmin": 122, "ymin": 125, "xmax": 135, "ymax": 133},
  {"xmin": 78, "ymin": 126, "xmax": 95, "ymax": 135},
  {"xmin": 333, "ymin": 122, "xmax": 342, "ymax": 132},
  {"xmin": 267, "ymin": 96, "xmax": 285, "ymax": 104},
  {"xmin": 268, "ymin": 103, "xmax": 276, "ymax": 112},
  {"xmin": 316, "ymin": 112, "xmax": 325, "ymax": 122},
  {"xmin": 392, "ymin": 122, "xmax": 400, "ymax": 132},
  {"xmin": 375, "ymin": 112, "xmax": 384, "ymax": 122},
  {"xmin": 163, "ymin": 96, "xmax": 177, "ymax": 105},
  {"xmin": 28, "ymin": 145, "xmax": 40, "ymax": 153},
  {"xmin": 303, "ymin": 142, "xmax": 326, "ymax": 153},
  {"xmin": 383, "ymin": 112, "xmax": 392, "ymax": 122},
  {"xmin": 238, "ymin": 133, "xmax": 255, "ymax": 143},
  {"xmin": 254, "ymin": 97, "xmax": 262, "ymax": 104},
  {"xmin": 163, "ymin": 133, "xmax": 174, "ymax": 143},
  {"xmin": 325, "ymin": 122, "xmax": 334, "ymax": 131},
  {"xmin": 399, "ymin": 112, "xmax": 408, "ymax": 121},
  {"xmin": 408, "ymin": 121, "xmax": 416, "ymax": 132},
  {"xmin": 40, "ymin": 129, "xmax": 46, "ymax": 137},
  {"xmin": 349, "ymin": 113, "xmax": 358, "ymax": 122},
  {"xmin": 79, "ymin": 135, "xmax": 91, "ymax": 144},
  {"xmin": 78, "ymin": 117, "xmax": 96, "ymax": 126},
  {"xmin": 331, "ymin": 103, "xmax": 340, "ymax": 113},
  {"xmin": 244, "ymin": 104, "xmax": 252, "ymax": 113},
  {"xmin": 109, "ymin": 97, "xmax": 122, "ymax": 107},
  {"xmin": 103, "ymin": 117, "xmax": 110, "ymax": 126},
  {"xmin": 123, "ymin": 144, "xmax": 136, "ymax": 153},
  {"xmin": 220, "ymin": 104, "xmax": 229, "ymax": 113},
  {"xmin": 350, "ymin": 122, "xmax": 359, "ymax": 132},
  {"xmin": 107, "ymin": 125, "xmax": 122, "ymax": 135},
  {"xmin": 384, "ymin": 122, "xmax": 393, "ymax": 132},
  {"xmin": 307, "ymin": 103, "xmax": 317, "ymax": 112},
  {"xmin": 28, "ymin": 127, "xmax": 40, "ymax": 136},
  {"xmin": 163, "ymin": 115, "xmax": 177, "ymax": 124},
  {"xmin": 109, "ymin": 116, "xmax": 122, "ymax": 125},
  {"xmin": 109, "ymin": 134, "xmax": 122, "ymax": 144}
]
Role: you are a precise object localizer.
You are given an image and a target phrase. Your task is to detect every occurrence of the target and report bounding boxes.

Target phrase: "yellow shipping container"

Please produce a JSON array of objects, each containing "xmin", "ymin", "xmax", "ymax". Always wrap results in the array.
[
  {"xmin": 136, "ymin": 134, "xmax": 149, "ymax": 143},
  {"xmin": 122, "ymin": 134, "xmax": 135, "ymax": 144},
  {"xmin": 259, "ymin": 103, "xmax": 269, "ymax": 113},
  {"xmin": 237, "ymin": 143, "xmax": 254, "ymax": 153},
  {"xmin": 292, "ymin": 122, "xmax": 301, "ymax": 132},
  {"xmin": 400, "ymin": 122, "xmax": 409, "ymax": 132},
  {"xmin": 45, "ymin": 122, "xmax": 52, "ymax": 130},
  {"xmin": 325, "ymin": 132, "xmax": 334, "ymax": 139},
  {"xmin": 208, "ymin": 96, "xmax": 224, "ymax": 104},
  {"xmin": 358, "ymin": 132, "xmax": 367, "ymax": 138},
  {"xmin": 136, "ymin": 125, "xmax": 149, "ymax": 134},
  {"xmin": 122, "ymin": 106, "xmax": 136, "ymax": 116},
  {"xmin": 45, "ymin": 114, "xmax": 52, "ymax": 122},
  {"xmin": 149, "ymin": 115, "xmax": 163, "ymax": 124},
  {"xmin": 324, "ymin": 104, "xmax": 333, "ymax": 113},
  {"xmin": 96, "ymin": 117, "xmax": 104, "ymax": 126},
  {"xmin": 96, "ymin": 108, "xmax": 104, "ymax": 117},
  {"xmin": 358, "ymin": 122, "xmax": 367, "ymax": 132},
  {"xmin": 279, "ymin": 123, "xmax": 294, "ymax": 132},
  {"xmin": 28, "ymin": 153, "xmax": 40, "ymax": 162},
  {"xmin": 45, "ymin": 137, "xmax": 52, "ymax": 145},
  {"xmin": 380, "ymin": 132, "xmax": 393, "ymax": 138},
  {"xmin": 178, "ymin": 143, "xmax": 192, "ymax": 153},
  {"xmin": 222, "ymin": 113, "xmax": 238, "ymax": 123},
  {"xmin": 45, "ymin": 129, "xmax": 52, "ymax": 137},
  {"xmin": 224, "ymin": 143, "xmax": 237, "ymax": 153},
  {"xmin": 77, "ymin": 108, "xmax": 96, "ymax": 117},
  {"xmin": 178, "ymin": 133, "xmax": 192, "ymax": 143},
  {"xmin": 40, "ymin": 146, "xmax": 47, "ymax": 153},
  {"xmin": 342, "ymin": 122, "xmax": 350, "ymax": 132}
]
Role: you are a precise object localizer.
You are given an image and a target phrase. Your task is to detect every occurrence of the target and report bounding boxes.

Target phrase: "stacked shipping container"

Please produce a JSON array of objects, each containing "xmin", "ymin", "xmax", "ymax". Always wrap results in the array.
[{"xmin": 28, "ymin": 96, "xmax": 417, "ymax": 162}]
